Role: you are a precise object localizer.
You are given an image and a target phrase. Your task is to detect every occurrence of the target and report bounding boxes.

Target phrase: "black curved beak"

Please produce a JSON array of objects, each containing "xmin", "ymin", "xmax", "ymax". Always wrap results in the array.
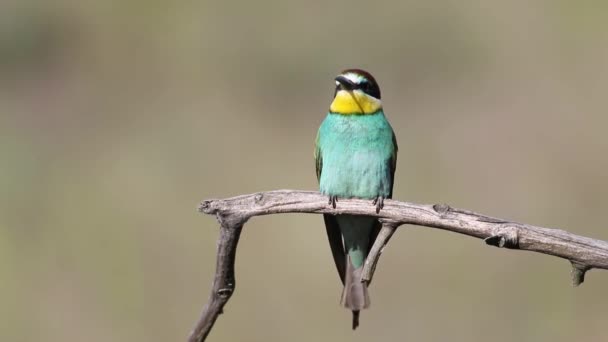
[{"xmin": 335, "ymin": 75, "xmax": 356, "ymax": 90}]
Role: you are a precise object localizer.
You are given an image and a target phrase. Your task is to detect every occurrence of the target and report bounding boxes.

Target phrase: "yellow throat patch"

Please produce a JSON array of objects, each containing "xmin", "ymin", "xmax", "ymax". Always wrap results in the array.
[{"xmin": 329, "ymin": 90, "xmax": 382, "ymax": 115}]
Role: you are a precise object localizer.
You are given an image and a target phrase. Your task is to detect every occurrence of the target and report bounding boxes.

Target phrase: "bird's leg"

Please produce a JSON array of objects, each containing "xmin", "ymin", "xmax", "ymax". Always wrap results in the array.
[
  {"xmin": 328, "ymin": 195, "xmax": 338, "ymax": 209},
  {"xmin": 372, "ymin": 196, "xmax": 384, "ymax": 214}
]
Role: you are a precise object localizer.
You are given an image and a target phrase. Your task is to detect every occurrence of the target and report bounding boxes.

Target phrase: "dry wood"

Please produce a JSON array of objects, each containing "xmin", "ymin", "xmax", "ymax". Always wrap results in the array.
[{"xmin": 188, "ymin": 190, "xmax": 608, "ymax": 341}]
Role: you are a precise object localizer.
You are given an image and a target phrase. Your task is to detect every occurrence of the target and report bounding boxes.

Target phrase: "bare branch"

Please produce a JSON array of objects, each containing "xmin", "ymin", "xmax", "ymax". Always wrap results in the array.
[
  {"xmin": 189, "ymin": 190, "xmax": 608, "ymax": 341},
  {"xmin": 187, "ymin": 216, "xmax": 245, "ymax": 342},
  {"xmin": 362, "ymin": 220, "xmax": 398, "ymax": 285}
]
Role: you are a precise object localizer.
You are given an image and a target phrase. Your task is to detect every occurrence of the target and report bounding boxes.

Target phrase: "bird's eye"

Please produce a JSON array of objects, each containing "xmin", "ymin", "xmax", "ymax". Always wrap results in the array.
[{"xmin": 362, "ymin": 82, "xmax": 371, "ymax": 93}]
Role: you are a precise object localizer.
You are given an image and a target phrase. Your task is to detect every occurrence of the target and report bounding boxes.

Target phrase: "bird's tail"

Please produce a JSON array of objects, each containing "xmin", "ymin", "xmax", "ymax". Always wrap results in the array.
[{"xmin": 341, "ymin": 255, "xmax": 370, "ymax": 330}]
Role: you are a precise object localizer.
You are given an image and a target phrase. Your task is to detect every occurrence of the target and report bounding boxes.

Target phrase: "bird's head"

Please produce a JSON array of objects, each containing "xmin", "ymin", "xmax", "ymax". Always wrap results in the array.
[{"xmin": 329, "ymin": 69, "xmax": 382, "ymax": 115}]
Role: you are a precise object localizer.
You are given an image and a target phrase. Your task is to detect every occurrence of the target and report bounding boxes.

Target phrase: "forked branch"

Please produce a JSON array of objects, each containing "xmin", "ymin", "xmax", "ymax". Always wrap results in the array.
[{"xmin": 188, "ymin": 190, "xmax": 608, "ymax": 341}]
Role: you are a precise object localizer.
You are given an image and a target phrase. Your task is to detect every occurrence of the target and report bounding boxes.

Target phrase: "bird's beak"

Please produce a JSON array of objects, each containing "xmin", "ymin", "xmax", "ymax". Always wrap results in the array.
[
  {"xmin": 335, "ymin": 75, "xmax": 356, "ymax": 90},
  {"xmin": 334, "ymin": 75, "xmax": 365, "ymax": 113}
]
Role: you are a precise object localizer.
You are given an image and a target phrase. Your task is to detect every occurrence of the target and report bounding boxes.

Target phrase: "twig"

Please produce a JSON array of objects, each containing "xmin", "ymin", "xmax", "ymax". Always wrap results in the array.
[
  {"xmin": 189, "ymin": 190, "xmax": 608, "ymax": 341},
  {"xmin": 187, "ymin": 215, "xmax": 245, "ymax": 342},
  {"xmin": 362, "ymin": 220, "xmax": 398, "ymax": 285}
]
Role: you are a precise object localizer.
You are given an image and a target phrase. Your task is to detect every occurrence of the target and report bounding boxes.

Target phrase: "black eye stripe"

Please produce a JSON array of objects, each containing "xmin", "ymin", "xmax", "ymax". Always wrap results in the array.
[
  {"xmin": 341, "ymin": 82, "xmax": 368, "ymax": 91},
  {"xmin": 353, "ymin": 82, "xmax": 381, "ymax": 99},
  {"xmin": 333, "ymin": 77, "xmax": 381, "ymax": 99},
  {"xmin": 335, "ymin": 69, "xmax": 382, "ymax": 99}
]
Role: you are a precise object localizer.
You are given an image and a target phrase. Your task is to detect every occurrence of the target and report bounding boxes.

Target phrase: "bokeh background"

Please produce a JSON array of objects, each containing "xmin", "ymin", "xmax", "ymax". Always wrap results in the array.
[{"xmin": 2, "ymin": 1, "xmax": 608, "ymax": 341}]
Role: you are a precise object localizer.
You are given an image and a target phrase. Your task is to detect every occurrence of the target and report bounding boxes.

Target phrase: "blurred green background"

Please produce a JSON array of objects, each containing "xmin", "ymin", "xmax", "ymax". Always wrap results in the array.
[{"xmin": 2, "ymin": 0, "xmax": 608, "ymax": 341}]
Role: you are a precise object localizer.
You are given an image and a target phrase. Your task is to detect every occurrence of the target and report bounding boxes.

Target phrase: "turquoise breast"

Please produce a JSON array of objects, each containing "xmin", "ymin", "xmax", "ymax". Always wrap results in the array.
[{"xmin": 317, "ymin": 111, "xmax": 395, "ymax": 199}]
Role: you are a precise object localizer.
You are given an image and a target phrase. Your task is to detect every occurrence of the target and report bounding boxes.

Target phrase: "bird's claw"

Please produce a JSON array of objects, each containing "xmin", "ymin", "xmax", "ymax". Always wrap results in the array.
[
  {"xmin": 372, "ymin": 196, "xmax": 384, "ymax": 214},
  {"xmin": 328, "ymin": 195, "xmax": 338, "ymax": 209}
]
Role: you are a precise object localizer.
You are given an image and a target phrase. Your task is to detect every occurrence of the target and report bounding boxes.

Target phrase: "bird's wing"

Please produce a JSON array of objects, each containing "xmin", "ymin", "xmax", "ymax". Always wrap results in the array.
[
  {"xmin": 324, "ymin": 215, "xmax": 346, "ymax": 285},
  {"xmin": 388, "ymin": 130, "xmax": 398, "ymax": 199},
  {"xmin": 314, "ymin": 133, "xmax": 322, "ymax": 182},
  {"xmin": 315, "ymin": 132, "xmax": 346, "ymax": 284}
]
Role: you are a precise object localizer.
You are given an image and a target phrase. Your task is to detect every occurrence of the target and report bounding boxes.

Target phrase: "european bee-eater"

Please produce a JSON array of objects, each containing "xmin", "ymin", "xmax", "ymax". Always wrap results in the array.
[{"xmin": 314, "ymin": 69, "xmax": 398, "ymax": 329}]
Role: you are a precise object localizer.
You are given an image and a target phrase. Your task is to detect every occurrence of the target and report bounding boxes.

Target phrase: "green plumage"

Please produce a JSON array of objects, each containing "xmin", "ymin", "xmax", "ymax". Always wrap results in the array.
[
  {"xmin": 315, "ymin": 110, "xmax": 397, "ymax": 327},
  {"xmin": 316, "ymin": 112, "xmax": 397, "ymax": 201}
]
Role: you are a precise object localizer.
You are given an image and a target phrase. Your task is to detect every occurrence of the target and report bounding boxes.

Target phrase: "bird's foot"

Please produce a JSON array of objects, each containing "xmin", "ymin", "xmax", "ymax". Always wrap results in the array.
[
  {"xmin": 328, "ymin": 195, "xmax": 338, "ymax": 209},
  {"xmin": 372, "ymin": 196, "xmax": 384, "ymax": 214}
]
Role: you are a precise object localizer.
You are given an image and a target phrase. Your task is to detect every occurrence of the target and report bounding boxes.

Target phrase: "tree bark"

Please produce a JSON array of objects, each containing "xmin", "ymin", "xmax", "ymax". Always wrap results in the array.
[{"xmin": 188, "ymin": 190, "xmax": 608, "ymax": 341}]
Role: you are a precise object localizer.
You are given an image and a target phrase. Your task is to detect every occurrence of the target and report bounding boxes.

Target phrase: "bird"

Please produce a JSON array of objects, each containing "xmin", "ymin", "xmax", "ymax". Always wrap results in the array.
[{"xmin": 314, "ymin": 69, "xmax": 398, "ymax": 330}]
